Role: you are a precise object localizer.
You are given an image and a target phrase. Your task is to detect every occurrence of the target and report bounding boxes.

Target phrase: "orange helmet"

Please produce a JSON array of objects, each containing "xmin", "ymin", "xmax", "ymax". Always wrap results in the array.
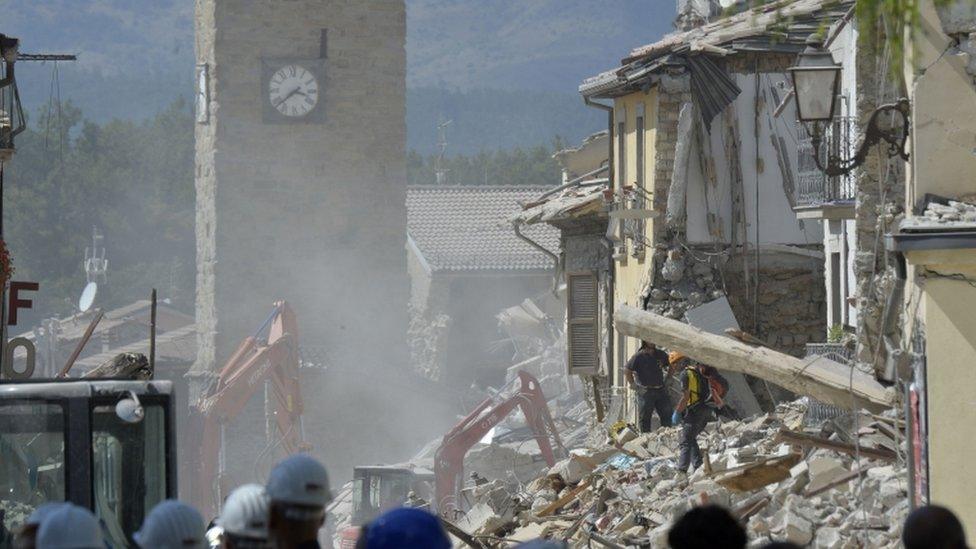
[{"xmin": 668, "ymin": 351, "xmax": 687, "ymax": 365}]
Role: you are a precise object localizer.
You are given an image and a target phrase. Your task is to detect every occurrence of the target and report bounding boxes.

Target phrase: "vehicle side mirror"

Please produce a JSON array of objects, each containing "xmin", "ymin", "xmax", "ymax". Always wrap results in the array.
[{"xmin": 115, "ymin": 391, "xmax": 145, "ymax": 423}]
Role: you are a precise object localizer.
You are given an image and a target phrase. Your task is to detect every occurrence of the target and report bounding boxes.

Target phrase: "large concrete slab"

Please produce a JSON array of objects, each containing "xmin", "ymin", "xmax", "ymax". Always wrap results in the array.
[{"xmin": 684, "ymin": 297, "xmax": 764, "ymax": 418}]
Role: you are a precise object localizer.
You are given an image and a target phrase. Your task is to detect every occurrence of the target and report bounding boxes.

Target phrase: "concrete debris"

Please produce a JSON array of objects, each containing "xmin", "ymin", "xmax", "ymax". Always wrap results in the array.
[
  {"xmin": 442, "ymin": 399, "xmax": 908, "ymax": 548},
  {"xmin": 923, "ymin": 199, "xmax": 976, "ymax": 223}
]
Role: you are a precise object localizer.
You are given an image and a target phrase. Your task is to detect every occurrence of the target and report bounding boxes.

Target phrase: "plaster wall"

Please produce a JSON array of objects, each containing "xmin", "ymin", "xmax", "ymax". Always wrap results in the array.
[
  {"xmin": 904, "ymin": 2, "xmax": 976, "ymax": 534},
  {"xmin": 686, "ymin": 72, "xmax": 821, "ymax": 247},
  {"xmin": 908, "ymin": 1, "xmax": 976, "ymax": 205},
  {"xmin": 916, "ymin": 257, "xmax": 976, "ymax": 537},
  {"xmin": 613, "ymin": 90, "xmax": 659, "ymax": 369}
]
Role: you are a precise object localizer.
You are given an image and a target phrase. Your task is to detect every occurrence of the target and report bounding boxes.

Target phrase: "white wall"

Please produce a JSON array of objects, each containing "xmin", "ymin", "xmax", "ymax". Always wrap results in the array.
[{"xmin": 686, "ymin": 72, "xmax": 822, "ymax": 246}]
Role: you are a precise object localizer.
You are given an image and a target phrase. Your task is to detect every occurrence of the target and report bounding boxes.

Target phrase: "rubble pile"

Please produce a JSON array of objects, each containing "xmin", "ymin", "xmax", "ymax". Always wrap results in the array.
[
  {"xmin": 456, "ymin": 400, "xmax": 909, "ymax": 548},
  {"xmin": 922, "ymin": 198, "xmax": 976, "ymax": 224}
]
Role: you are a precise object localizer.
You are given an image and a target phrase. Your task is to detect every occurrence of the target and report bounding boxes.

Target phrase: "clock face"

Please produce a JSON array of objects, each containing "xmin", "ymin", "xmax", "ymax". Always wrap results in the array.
[{"xmin": 268, "ymin": 64, "xmax": 319, "ymax": 118}]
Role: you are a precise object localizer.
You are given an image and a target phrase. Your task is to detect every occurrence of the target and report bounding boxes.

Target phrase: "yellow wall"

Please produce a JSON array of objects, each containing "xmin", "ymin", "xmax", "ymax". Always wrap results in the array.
[
  {"xmin": 904, "ymin": 1, "xmax": 976, "ymax": 534},
  {"xmin": 612, "ymin": 89, "xmax": 657, "ymax": 384},
  {"xmin": 909, "ymin": 254, "xmax": 976, "ymax": 537}
]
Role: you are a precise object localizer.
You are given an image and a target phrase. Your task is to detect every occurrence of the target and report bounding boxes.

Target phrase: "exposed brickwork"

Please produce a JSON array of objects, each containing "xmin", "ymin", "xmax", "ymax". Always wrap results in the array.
[{"xmin": 652, "ymin": 85, "xmax": 690, "ymax": 236}]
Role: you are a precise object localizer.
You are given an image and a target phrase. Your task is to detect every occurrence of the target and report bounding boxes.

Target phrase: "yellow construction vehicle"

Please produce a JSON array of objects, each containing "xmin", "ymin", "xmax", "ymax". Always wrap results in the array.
[{"xmin": 0, "ymin": 379, "xmax": 177, "ymax": 547}]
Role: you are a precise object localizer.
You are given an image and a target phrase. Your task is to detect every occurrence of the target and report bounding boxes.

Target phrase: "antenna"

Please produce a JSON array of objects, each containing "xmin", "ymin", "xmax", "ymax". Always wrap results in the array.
[
  {"xmin": 435, "ymin": 116, "xmax": 452, "ymax": 185},
  {"xmin": 84, "ymin": 226, "xmax": 108, "ymax": 284}
]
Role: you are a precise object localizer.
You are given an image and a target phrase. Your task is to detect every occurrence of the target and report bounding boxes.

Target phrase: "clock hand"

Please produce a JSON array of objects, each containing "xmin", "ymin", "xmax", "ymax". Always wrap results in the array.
[{"xmin": 273, "ymin": 87, "xmax": 302, "ymax": 108}]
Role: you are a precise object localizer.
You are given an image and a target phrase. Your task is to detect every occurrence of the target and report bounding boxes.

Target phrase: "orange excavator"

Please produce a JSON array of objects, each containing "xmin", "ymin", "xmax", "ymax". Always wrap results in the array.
[
  {"xmin": 338, "ymin": 371, "xmax": 565, "ymax": 546},
  {"xmin": 433, "ymin": 370, "xmax": 566, "ymax": 514},
  {"xmin": 189, "ymin": 300, "xmax": 310, "ymax": 517}
]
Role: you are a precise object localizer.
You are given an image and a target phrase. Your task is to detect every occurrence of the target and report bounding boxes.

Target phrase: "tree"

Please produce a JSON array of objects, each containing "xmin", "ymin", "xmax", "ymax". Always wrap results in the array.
[{"xmin": 3, "ymin": 100, "xmax": 196, "ymax": 327}]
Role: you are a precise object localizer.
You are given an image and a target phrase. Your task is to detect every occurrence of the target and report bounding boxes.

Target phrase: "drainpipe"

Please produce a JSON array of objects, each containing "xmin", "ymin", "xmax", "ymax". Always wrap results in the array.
[
  {"xmin": 513, "ymin": 221, "xmax": 561, "ymax": 294},
  {"xmin": 585, "ymin": 94, "xmax": 617, "ymax": 385}
]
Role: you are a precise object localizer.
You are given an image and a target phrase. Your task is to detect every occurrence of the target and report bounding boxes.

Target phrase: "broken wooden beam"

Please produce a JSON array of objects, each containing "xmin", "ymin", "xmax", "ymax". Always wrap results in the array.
[
  {"xmin": 776, "ymin": 429, "xmax": 897, "ymax": 462},
  {"xmin": 440, "ymin": 517, "xmax": 486, "ymax": 549},
  {"xmin": 803, "ymin": 467, "xmax": 871, "ymax": 498},
  {"xmin": 613, "ymin": 305, "xmax": 894, "ymax": 411},
  {"xmin": 83, "ymin": 352, "xmax": 153, "ymax": 380},
  {"xmin": 713, "ymin": 453, "xmax": 802, "ymax": 492},
  {"xmin": 536, "ymin": 479, "xmax": 591, "ymax": 517}
]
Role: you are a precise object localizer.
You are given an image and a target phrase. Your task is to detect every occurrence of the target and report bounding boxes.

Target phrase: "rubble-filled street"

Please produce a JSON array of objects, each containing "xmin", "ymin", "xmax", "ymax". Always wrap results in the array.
[{"xmin": 3, "ymin": 0, "xmax": 976, "ymax": 547}]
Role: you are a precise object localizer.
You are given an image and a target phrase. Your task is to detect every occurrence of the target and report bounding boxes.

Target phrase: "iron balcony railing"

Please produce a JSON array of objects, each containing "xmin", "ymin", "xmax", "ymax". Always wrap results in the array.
[
  {"xmin": 795, "ymin": 117, "xmax": 857, "ymax": 208},
  {"xmin": 802, "ymin": 343, "xmax": 854, "ymax": 425}
]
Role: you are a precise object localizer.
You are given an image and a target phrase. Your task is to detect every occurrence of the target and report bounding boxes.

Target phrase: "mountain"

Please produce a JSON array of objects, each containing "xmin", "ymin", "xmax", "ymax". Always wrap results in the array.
[
  {"xmin": 407, "ymin": 0, "xmax": 674, "ymax": 92},
  {"xmin": 3, "ymin": 0, "xmax": 678, "ymax": 151}
]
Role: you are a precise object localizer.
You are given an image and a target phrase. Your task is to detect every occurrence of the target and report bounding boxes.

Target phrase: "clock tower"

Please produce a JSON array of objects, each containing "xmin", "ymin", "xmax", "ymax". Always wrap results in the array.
[{"xmin": 193, "ymin": 0, "xmax": 410, "ymax": 484}]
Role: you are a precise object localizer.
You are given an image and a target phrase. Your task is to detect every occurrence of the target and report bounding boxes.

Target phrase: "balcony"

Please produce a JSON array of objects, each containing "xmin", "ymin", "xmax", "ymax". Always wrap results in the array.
[{"xmin": 793, "ymin": 117, "xmax": 856, "ymax": 220}]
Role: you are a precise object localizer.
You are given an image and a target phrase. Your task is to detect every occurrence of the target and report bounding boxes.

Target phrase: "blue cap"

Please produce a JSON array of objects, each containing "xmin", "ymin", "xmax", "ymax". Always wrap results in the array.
[{"xmin": 364, "ymin": 507, "xmax": 450, "ymax": 549}]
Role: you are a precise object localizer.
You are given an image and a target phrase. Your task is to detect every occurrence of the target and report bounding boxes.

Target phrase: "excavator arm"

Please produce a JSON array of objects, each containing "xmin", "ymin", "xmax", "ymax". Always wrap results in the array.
[
  {"xmin": 433, "ymin": 371, "xmax": 565, "ymax": 514},
  {"xmin": 192, "ymin": 301, "xmax": 309, "ymax": 516}
]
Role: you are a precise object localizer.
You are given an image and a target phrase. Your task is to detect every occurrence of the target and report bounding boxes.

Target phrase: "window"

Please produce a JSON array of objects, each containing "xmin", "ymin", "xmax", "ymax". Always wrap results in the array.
[
  {"xmin": 0, "ymin": 401, "xmax": 66, "ymax": 531},
  {"xmin": 830, "ymin": 252, "xmax": 842, "ymax": 327},
  {"xmin": 633, "ymin": 103, "xmax": 646, "ymax": 258},
  {"xmin": 567, "ymin": 272, "xmax": 599, "ymax": 376},
  {"xmin": 195, "ymin": 64, "xmax": 209, "ymax": 124},
  {"xmin": 92, "ymin": 402, "xmax": 167, "ymax": 547},
  {"xmin": 615, "ymin": 106, "xmax": 628, "ymax": 256}
]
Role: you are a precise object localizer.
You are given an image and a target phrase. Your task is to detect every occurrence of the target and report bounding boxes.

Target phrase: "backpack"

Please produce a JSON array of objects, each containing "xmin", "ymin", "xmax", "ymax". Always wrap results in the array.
[
  {"xmin": 705, "ymin": 370, "xmax": 729, "ymax": 407},
  {"xmin": 687, "ymin": 366, "xmax": 729, "ymax": 408}
]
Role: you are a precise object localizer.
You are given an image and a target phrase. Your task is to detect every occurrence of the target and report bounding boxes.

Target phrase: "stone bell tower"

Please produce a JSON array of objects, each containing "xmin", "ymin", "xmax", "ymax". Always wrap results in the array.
[{"xmin": 192, "ymin": 0, "xmax": 410, "ymax": 484}]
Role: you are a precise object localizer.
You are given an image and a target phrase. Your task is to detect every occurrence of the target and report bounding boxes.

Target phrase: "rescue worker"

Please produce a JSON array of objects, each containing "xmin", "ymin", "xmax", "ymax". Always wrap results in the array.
[
  {"xmin": 355, "ymin": 507, "xmax": 450, "ymax": 549},
  {"xmin": 217, "ymin": 484, "xmax": 271, "ymax": 548},
  {"xmin": 624, "ymin": 340, "xmax": 673, "ymax": 432},
  {"xmin": 671, "ymin": 356, "xmax": 716, "ymax": 475},
  {"xmin": 134, "ymin": 500, "xmax": 207, "ymax": 549},
  {"xmin": 266, "ymin": 453, "xmax": 332, "ymax": 549},
  {"xmin": 35, "ymin": 503, "xmax": 105, "ymax": 549}
]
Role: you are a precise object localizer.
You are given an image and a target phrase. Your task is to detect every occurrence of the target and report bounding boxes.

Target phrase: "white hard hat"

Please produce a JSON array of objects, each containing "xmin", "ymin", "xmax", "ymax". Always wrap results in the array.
[
  {"xmin": 36, "ymin": 504, "xmax": 104, "ymax": 549},
  {"xmin": 25, "ymin": 501, "xmax": 69, "ymax": 527},
  {"xmin": 217, "ymin": 484, "xmax": 270, "ymax": 540},
  {"xmin": 205, "ymin": 525, "xmax": 223, "ymax": 549},
  {"xmin": 266, "ymin": 453, "xmax": 332, "ymax": 508},
  {"xmin": 134, "ymin": 500, "xmax": 206, "ymax": 549}
]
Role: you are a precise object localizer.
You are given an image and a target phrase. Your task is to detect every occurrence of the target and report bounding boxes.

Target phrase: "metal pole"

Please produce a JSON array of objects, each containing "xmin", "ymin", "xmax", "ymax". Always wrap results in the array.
[
  {"xmin": 149, "ymin": 288, "xmax": 157, "ymax": 378},
  {"xmin": 58, "ymin": 309, "xmax": 103, "ymax": 378},
  {"xmin": 0, "ymin": 161, "xmax": 7, "ymax": 380}
]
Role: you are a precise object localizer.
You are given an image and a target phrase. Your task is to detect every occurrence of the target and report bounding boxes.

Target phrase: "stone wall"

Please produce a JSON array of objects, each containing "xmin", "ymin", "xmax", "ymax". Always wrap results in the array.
[
  {"xmin": 193, "ymin": 0, "xmax": 418, "ymax": 493},
  {"xmin": 195, "ymin": 0, "xmax": 409, "ymax": 379},
  {"xmin": 852, "ymin": 32, "xmax": 906, "ymax": 377},
  {"xmin": 722, "ymin": 252, "xmax": 827, "ymax": 356}
]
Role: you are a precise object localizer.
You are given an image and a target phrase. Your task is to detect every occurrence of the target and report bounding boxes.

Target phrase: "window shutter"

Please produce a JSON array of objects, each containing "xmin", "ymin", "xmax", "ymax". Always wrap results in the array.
[{"xmin": 567, "ymin": 272, "xmax": 599, "ymax": 375}]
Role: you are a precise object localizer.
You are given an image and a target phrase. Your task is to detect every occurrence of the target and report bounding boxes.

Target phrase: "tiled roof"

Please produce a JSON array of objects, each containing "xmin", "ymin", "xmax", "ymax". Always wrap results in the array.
[
  {"xmin": 580, "ymin": 0, "xmax": 854, "ymax": 98},
  {"xmin": 512, "ymin": 183, "xmax": 609, "ymax": 226},
  {"xmin": 407, "ymin": 186, "xmax": 559, "ymax": 273}
]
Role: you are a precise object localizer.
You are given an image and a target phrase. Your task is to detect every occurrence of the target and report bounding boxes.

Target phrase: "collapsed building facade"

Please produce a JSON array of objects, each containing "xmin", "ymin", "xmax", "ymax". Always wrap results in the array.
[{"xmin": 406, "ymin": 186, "xmax": 560, "ymax": 387}]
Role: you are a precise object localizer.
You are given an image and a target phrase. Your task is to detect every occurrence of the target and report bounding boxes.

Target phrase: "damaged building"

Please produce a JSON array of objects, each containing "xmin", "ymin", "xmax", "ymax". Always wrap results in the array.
[{"xmin": 407, "ymin": 185, "xmax": 561, "ymax": 387}]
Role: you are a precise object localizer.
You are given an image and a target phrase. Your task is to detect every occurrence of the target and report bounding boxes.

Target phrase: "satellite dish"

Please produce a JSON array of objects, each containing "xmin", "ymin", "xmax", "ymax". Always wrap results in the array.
[{"xmin": 79, "ymin": 282, "xmax": 98, "ymax": 312}]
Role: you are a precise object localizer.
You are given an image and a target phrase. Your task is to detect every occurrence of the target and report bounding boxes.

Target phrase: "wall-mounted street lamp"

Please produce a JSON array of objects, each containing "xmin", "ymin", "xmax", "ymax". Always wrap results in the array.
[{"xmin": 789, "ymin": 35, "xmax": 911, "ymax": 177}]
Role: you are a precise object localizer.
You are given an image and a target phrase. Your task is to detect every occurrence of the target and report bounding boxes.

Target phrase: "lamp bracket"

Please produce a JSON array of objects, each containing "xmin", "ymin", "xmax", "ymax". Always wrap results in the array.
[{"xmin": 808, "ymin": 98, "xmax": 911, "ymax": 177}]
